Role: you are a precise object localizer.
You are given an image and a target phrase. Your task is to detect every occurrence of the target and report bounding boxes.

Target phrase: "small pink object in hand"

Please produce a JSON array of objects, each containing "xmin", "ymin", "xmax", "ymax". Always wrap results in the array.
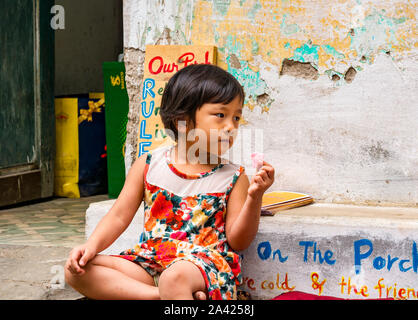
[{"xmin": 251, "ymin": 152, "xmax": 264, "ymax": 172}]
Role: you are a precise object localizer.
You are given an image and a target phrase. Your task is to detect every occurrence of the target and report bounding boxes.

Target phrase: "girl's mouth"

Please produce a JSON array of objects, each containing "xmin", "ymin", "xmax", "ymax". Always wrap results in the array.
[{"xmin": 219, "ymin": 138, "xmax": 232, "ymax": 144}]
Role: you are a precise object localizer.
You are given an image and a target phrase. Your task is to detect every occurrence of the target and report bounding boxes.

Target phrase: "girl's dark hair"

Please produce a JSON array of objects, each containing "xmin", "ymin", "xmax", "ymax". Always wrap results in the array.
[{"xmin": 160, "ymin": 64, "xmax": 245, "ymax": 141}]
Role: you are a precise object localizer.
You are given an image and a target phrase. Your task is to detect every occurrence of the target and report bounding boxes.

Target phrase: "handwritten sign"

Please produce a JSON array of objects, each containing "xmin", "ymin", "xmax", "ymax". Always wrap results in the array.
[
  {"xmin": 136, "ymin": 45, "xmax": 217, "ymax": 157},
  {"xmin": 239, "ymin": 235, "xmax": 418, "ymax": 300}
]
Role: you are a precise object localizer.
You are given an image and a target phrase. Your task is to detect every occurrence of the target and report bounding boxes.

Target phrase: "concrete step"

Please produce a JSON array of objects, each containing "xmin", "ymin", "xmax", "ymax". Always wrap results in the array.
[
  {"xmin": 86, "ymin": 201, "xmax": 418, "ymax": 300},
  {"xmin": 86, "ymin": 200, "xmax": 144, "ymax": 256}
]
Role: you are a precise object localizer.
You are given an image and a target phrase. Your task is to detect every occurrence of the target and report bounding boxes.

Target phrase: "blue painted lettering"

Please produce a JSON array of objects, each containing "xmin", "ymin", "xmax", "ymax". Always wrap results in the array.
[
  {"xmin": 299, "ymin": 241, "xmax": 313, "ymax": 263},
  {"xmin": 413, "ymin": 242, "xmax": 418, "ymax": 273},
  {"xmin": 141, "ymin": 101, "xmax": 154, "ymax": 118},
  {"xmin": 140, "ymin": 120, "xmax": 152, "ymax": 139},
  {"xmin": 354, "ymin": 239, "xmax": 373, "ymax": 275},
  {"xmin": 138, "ymin": 141, "xmax": 151, "ymax": 157},
  {"xmin": 299, "ymin": 241, "xmax": 335, "ymax": 265},
  {"xmin": 142, "ymin": 78, "xmax": 156, "ymax": 99},
  {"xmin": 257, "ymin": 241, "xmax": 272, "ymax": 261},
  {"xmin": 273, "ymin": 249, "xmax": 288, "ymax": 263},
  {"xmin": 399, "ymin": 259, "xmax": 412, "ymax": 272},
  {"xmin": 354, "ymin": 240, "xmax": 418, "ymax": 274},
  {"xmin": 257, "ymin": 241, "xmax": 288, "ymax": 263},
  {"xmin": 324, "ymin": 249, "xmax": 336, "ymax": 265},
  {"xmin": 386, "ymin": 255, "xmax": 399, "ymax": 271},
  {"xmin": 373, "ymin": 256, "xmax": 386, "ymax": 270}
]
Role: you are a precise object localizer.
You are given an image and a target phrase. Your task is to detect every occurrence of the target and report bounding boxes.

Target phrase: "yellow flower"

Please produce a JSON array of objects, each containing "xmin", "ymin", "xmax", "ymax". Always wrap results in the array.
[
  {"xmin": 144, "ymin": 189, "xmax": 153, "ymax": 205},
  {"xmin": 133, "ymin": 244, "xmax": 141, "ymax": 254},
  {"xmin": 191, "ymin": 209, "xmax": 208, "ymax": 226}
]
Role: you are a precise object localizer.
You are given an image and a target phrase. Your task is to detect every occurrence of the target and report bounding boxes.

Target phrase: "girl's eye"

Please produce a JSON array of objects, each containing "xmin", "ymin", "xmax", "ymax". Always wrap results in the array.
[
  {"xmin": 234, "ymin": 116, "xmax": 241, "ymax": 121},
  {"xmin": 215, "ymin": 113, "xmax": 225, "ymax": 118}
]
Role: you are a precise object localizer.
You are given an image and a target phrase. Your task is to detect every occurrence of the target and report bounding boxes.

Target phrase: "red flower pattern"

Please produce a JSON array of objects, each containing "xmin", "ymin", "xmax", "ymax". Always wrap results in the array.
[{"xmin": 115, "ymin": 150, "xmax": 244, "ymax": 300}]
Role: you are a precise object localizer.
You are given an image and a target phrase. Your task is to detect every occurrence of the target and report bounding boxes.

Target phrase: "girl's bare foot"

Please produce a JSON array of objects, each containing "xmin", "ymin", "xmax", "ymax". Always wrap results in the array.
[{"xmin": 193, "ymin": 290, "xmax": 207, "ymax": 300}]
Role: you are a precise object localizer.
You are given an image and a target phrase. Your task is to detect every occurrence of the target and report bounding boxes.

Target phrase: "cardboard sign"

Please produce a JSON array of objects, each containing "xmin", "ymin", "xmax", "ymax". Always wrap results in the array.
[
  {"xmin": 136, "ymin": 45, "xmax": 217, "ymax": 157},
  {"xmin": 103, "ymin": 62, "xmax": 129, "ymax": 198},
  {"xmin": 54, "ymin": 94, "xmax": 107, "ymax": 198}
]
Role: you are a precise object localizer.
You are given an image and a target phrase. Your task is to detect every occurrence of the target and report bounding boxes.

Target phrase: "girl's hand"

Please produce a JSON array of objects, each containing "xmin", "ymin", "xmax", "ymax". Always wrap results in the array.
[
  {"xmin": 248, "ymin": 161, "xmax": 275, "ymax": 200},
  {"xmin": 65, "ymin": 243, "xmax": 97, "ymax": 275}
]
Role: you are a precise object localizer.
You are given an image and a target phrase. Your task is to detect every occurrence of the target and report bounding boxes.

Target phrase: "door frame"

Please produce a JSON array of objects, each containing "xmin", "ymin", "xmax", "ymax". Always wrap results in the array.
[{"xmin": 0, "ymin": 0, "xmax": 55, "ymax": 207}]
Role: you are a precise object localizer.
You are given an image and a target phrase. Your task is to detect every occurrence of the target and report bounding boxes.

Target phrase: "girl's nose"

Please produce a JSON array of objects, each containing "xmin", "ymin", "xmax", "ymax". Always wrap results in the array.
[{"xmin": 224, "ymin": 119, "xmax": 235, "ymax": 132}]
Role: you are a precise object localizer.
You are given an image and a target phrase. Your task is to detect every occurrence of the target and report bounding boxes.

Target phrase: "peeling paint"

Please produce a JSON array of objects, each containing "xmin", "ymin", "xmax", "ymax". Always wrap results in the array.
[
  {"xmin": 290, "ymin": 40, "xmax": 320, "ymax": 66},
  {"xmin": 123, "ymin": 0, "xmax": 418, "ymax": 205},
  {"xmin": 251, "ymin": 38, "xmax": 259, "ymax": 55},
  {"xmin": 247, "ymin": 0, "xmax": 262, "ymax": 21},
  {"xmin": 223, "ymin": 34, "xmax": 268, "ymax": 105},
  {"xmin": 348, "ymin": 9, "xmax": 411, "ymax": 64},
  {"xmin": 344, "ymin": 66, "xmax": 357, "ymax": 83},
  {"xmin": 226, "ymin": 55, "xmax": 267, "ymax": 101},
  {"xmin": 213, "ymin": 0, "xmax": 231, "ymax": 17},
  {"xmin": 321, "ymin": 45, "xmax": 345, "ymax": 60},
  {"xmin": 189, "ymin": 0, "xmax": 415, "ymax": 81},
  {"xmin": 126, "ymin": 0, "xmax": 195, "ymax": 50},
  {"xmin": 324, "ymin": 69, "xmax": 345, "ymax": 84},
  {"xmin": 228, "ymin": 53, "xmax": 241, "ymax": 69},
  {"xmin": 256, "ymin": 93, "xmax": 274, "ymax": 113},
  {"xmin": 280, "ymin": 58, "xmax": 319, "ymax": 80},
  {"xmin": 280, "ymin": 13, "xmax": 299, "ymax": 36}
]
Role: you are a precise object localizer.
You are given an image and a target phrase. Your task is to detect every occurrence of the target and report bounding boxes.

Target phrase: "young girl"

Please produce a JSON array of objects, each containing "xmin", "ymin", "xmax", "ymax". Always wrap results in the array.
[{"xmin": 65, "ymin": 64, "xmax": 275, "ymax": 300}]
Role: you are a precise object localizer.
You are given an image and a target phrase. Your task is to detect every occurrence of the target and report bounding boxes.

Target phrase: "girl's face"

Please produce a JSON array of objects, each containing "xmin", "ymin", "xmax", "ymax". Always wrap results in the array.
[{"xmin": 185, "ymin": 95, "xmax": 243, "ymax": 159}]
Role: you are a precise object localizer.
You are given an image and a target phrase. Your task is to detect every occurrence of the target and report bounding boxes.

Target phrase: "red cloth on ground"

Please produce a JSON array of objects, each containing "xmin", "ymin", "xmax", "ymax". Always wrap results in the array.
[{"xmin": 273, "ymin": 291, "xmax": 394, "ymax": 300}]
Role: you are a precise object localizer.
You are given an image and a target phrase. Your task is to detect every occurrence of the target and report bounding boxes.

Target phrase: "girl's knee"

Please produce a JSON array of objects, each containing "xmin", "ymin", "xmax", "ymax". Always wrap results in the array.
[
  {"xmin": 159, "ymin": 266, "xmax": 182, "ymax": 289},
  {"xmin": 64, "ymin": 267, "xmax": 80, "ymax": 288},
  {"xmin": 158, "ymin": 270, "xmax": 184, "ymax": 299},
  {"xmin": 159, "ymin": 261, "xmax": 206, "ymax": 297},
  {"xmin": 64, "ymin": 262, "xmax": 94, "ymax": 288}
]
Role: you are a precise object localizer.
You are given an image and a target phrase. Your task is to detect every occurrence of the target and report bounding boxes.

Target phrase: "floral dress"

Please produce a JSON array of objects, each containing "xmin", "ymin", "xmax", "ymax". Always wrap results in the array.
[{"xmin": 114, "ymin": 145, "xmax": 245, "ymax": 300}]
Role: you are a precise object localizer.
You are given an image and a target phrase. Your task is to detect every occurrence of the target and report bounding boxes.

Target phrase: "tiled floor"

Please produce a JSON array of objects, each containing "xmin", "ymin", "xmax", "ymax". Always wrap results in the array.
[{"xmin": 0, "ymin": 194, "xmax": 110, "ymax": 248}]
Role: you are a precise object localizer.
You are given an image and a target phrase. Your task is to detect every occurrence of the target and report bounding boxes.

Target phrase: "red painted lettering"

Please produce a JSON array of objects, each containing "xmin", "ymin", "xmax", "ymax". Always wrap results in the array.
[
  {"xmin": 178, "ymin": 52, "xmax": 195, "ymax": 67},
  {"xmin": 247, "ymin": 279, "xmax": 256, "ymax": 291},
  {"xmin": 163, "ymin": 62, "xmax": 179, "ymax": 73},
  {"xmin": 149, "ymin": 56, "xmax": 163, "ymax": 75},
  {"xmin": 242, "ymin": 277, "xmax": 256, "ymax": 291},
  {"xmin": 148, "ymin": 51, "xmax": 212, "ymax": 75}
]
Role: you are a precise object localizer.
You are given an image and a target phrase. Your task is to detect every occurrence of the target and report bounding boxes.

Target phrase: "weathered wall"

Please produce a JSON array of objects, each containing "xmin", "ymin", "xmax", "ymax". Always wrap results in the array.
[{"xmin": 123, "ymin": 0, "xmax": 417, "ymax": 206}]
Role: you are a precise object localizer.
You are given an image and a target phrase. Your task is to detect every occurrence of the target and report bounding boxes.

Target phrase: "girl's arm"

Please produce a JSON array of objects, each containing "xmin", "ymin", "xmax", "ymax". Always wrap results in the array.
[
  {"xmin": 225, "ymin": 162, "xmax": 275, "ymax": 251},
  {"xmin": 67, "ymin": 153, "xmax": 148, "ymax": 274},
  {"xmin": 86, "ymin": 153, "xmax": 148, "ymax": 253}
]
